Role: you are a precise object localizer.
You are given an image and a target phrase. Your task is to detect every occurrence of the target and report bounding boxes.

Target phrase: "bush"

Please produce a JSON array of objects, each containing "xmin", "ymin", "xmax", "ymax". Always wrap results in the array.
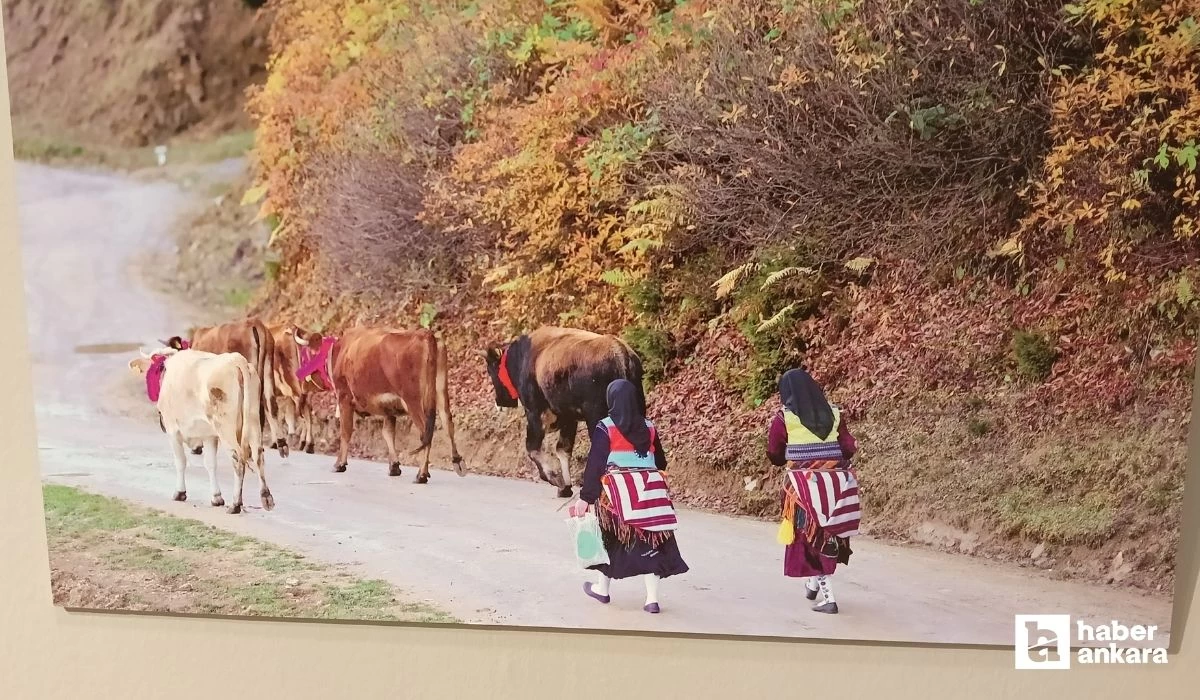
[
  {"xmin": 1012, "ymin": 330, "xmax": 1057, "ymax": 381},
  {"xmin": 623, "ymin": 326, "xmax": 671, "ymax": 389}
]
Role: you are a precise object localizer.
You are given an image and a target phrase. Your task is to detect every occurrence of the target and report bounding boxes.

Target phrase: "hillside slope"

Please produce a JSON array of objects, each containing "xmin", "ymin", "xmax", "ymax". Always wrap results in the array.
[
  {"xmin": 3, "ymin": 0, "xmax": 271, "ymax": 147},
  {"xmin": 204, "ymin": 1, "xmax": 1200, "ymax": 590}
]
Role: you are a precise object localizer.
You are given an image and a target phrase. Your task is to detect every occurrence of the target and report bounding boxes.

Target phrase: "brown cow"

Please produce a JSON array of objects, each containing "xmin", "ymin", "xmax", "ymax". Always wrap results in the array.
[
  {"xmin": 268, "ymin": 322, "xmax": 330, "ymax": 455},
  {"xmin": 166, "ymin": 318, "xmax": 288, "ymax": 459},
  {"xmin": 484, "ymin": 326, "xmax": 644, "ymax": 498},
  {"xmin": 293, "ymin": 326, "xmax": 464, "ymax": 482}
]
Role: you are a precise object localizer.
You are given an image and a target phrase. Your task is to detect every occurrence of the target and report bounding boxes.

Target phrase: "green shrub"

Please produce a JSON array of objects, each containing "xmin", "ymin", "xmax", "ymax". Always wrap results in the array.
[
  {"xmin": 1012, "ymin": 329, "xmax": 1057, "ymax": 381},
  {"xmin": 623, "ymin": 326, "xmax": 671, "ymax": 389}
]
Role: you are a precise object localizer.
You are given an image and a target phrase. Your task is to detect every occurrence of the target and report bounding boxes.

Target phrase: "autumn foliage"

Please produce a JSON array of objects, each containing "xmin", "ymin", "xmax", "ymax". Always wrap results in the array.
[{"xmin": 247, "ymin": 0, "xmax": 1198, "ymax": 585}]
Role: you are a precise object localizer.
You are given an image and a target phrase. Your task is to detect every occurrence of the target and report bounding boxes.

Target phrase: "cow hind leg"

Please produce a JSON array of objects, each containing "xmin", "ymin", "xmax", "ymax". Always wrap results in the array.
[
  {"xmin": 553, "ymin": 421, "xmax": 578, "ymax": 499},
  {"xmin": 227, "ymin": 454, "xmax": 247, "ymax": 515},
  {"xmin": 333, "ymin": 392, "xmax": 353, "ymax": 472},
  {"xmin": 523, "ymin": 409, "xmax": 559, "ymax": 489},
  {"xmin": 252, "ymin": 442, "xmax": 274, "ymax": 511},
  {"xmin": 170, "ymin": 433, "xmax": 189, "ymax": 502},
  {"xmin": 401, "ymin": 394, "xmax": 432, "ymax": 484},
  {"xmin": 381, "ymin": 415, "xmax": 402, "ymax": 477},
  {"xmin": 299, "ymin": 394, "xmax": 315, "ymax": 453},
  {"xmin": 202, "ymin": 437, "xmax": 224, "ymax": 507}
]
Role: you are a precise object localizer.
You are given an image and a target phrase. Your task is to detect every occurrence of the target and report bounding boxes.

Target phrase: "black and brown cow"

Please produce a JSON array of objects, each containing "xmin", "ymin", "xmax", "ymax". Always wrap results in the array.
[
  {"xmin": 484, "ymin": 326, "xmax": 645, "ymax": 498},
  {"xmin": 166, "ymin": 318, "xmax": 287, "ymax": 458},
  {"xmin": 293, "ymin": 326, "xmax": 465, "ymax": 482}
]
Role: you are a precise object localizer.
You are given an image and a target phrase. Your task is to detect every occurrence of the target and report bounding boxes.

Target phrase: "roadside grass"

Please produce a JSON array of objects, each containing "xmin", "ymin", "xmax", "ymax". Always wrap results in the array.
[
  {"xmin": 43, "ymin": 484, "xmax": 458, "ymax": 623},
  {"xmin": 12, "ymin": 126, "xmax": 255, "ymax": 172}
]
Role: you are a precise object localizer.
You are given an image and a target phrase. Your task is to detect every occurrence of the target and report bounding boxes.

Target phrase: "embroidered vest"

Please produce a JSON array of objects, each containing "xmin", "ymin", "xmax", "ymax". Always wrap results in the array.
[
  {"xmin": 600, "ymin": 417, "xmax": 658, "ymax": 470},
  {"xmin": 783, "ymin": 407, "xmax": 844, "ymax": 462}
]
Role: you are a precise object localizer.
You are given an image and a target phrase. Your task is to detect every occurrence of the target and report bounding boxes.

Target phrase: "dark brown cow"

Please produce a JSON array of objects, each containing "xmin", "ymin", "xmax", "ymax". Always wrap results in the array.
[
  {"xmin": 166, "ymin": 318, "xmax": 287, "ymax": 458},
  {"xmin": 293, "ymin": 326, "xmax": 465, "ymax": 482},
  {"xmin": 484, "ymin": 326, "xmax": 644, "ymax": 498},
  {"xmin": 268, "ymin": 322, "xmax": 330, "ymax": 454}
]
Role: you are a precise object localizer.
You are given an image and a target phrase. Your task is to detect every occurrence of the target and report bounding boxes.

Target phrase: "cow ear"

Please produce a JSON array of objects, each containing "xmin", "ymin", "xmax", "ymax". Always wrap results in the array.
[
  {"xmin": 485, "ymin": 347, "xmax": 500, "ymax": 363},
  {"xmin": 128, "ymin": 357, "xmax": 152, "ymax": 375}
]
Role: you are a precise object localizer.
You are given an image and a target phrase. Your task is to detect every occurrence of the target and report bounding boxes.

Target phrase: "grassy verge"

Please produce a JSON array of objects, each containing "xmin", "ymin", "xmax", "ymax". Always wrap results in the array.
[
  {"xmin": 43, "ymin": 484, "xmax": 457, "ymax": 623},
  {"xmin": 12, "ymin": 127, "xmax": 255, "ymax": 172}
]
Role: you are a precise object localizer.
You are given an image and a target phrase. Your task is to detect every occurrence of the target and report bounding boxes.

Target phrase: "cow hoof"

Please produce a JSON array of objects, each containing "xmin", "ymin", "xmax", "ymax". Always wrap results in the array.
[
  {"xmin": 191, "ymin": 445, "xmax": 203, "ymax": 456},
  {"xmin": 172, "ymin": 491, "xmax": 187, "ymax": 502},
  {"xmin": 333, "ymin": 463, "xmax": 347, "ymax": 473},
  {"xmin": 227, "ymin": 503, "xmax": 242, "ymax": 515},
  {"xmin": 305, "ymin": 443, "xmax": 315, "ymax": 455},
  {"xmin": 278, "ymin": 444, "xmax": 290, "ymax": 459},
  {"xmin": 261, "ymin": 491, "xmax": 275, "ymax": 511},
  {"xmin": 557, "ymin": 485, "xmax": 574, "ymax": 499},
  {"xmin": 388, "ymin": 463, "xmax": 402, "ymax": 477},
  {"xmin": 211, "ymin": 495, "xmax": 225, "ymax": 507},
  {"xmin": 454, "ymin": 459, "xmax": 466, "ymax": 477},
  {"xmin": 414, "ymin": 474, "xmax": 429, "ymax": 485}
]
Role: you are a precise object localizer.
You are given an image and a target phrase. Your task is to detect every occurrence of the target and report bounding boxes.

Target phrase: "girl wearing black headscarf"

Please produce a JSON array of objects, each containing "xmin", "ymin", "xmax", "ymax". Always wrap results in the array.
[
  {"xmin": 766, "ymin": 368, "xmax": 859, "ymax": 614},
  {"xmin": 568, "ymin": 379, "xmax": 689, "ymax": 613}
]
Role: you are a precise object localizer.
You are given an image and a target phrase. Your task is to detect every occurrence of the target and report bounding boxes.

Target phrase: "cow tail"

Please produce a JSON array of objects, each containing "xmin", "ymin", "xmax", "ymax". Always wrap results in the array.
[
  {"xmin": 252, "ymin": 321, "xmax": 273, "ymax": 432},
  {"xmin": 420, "ymin": 333, "xmax": 444, "ymax": 449},
  {"xmin": 234, "ymin": 362, "xmax": 248, "ymax": 463}
]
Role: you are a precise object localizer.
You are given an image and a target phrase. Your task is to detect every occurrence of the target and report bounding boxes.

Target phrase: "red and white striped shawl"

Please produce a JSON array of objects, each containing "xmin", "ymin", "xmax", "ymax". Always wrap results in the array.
[
  {"xmin": 601, "ymin": 468, "xmax": 679, "ymax": 532},
  {"xmin": 786, "ymin": 467, "xmax": 861, "ymax": 538}
]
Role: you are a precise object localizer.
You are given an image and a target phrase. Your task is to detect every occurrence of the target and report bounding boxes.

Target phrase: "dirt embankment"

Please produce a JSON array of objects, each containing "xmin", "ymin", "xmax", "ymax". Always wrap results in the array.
[{"xmin": 3, "ymin": 0, "xmax": 271, "ymax": 148}]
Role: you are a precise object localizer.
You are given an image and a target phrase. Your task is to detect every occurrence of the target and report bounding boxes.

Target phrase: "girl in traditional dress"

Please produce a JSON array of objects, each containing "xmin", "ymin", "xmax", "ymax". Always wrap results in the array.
[
  {"xmin": 767, "ymin": 368, "xmax": 860, "ymax": 615},
  {"xmin": 568, "ymin": 379, "xmax": 689, "ymax": 613}
]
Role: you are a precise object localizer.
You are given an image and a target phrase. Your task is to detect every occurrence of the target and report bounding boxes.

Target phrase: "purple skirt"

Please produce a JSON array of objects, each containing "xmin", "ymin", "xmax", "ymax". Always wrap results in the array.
[
  {"xmin": 783, "ymin": 514, "xmax": 852, "ymax": 578},
  {"xmin": 587, "ymin": 521, "xmax": 689, "ymax": 580}
]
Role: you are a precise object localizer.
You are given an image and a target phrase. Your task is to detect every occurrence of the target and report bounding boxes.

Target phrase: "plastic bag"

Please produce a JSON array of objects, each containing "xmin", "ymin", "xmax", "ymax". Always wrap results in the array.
[{"xmin": 566, "ymin": 511, "xmax": 610, "ymax": 568}]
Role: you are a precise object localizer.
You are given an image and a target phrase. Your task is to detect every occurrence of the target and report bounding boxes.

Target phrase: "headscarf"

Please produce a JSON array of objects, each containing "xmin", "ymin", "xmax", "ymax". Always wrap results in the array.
[
  {"xmin": 778, "ymin": 368, "xmax": 835, "ymax": 440},
  {"xmin": 606, "ymin": 378, "xmax": 652, "ymax": 456}
]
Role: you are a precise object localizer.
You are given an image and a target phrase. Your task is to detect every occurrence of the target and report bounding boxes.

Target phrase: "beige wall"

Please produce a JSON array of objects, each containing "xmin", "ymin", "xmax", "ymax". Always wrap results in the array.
[{"xmin": 0, "ymin": 11, "xmax": 1196, "ymax": 698}]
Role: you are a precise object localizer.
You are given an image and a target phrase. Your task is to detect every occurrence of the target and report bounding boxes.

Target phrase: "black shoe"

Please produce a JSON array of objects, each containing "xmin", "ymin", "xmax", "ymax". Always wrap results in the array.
[
  {"xmin": 812, "ymin": 601, "xmax": 839, "ymax": 614},
  {"xmin": 805, "ymin": 586, "xmax": 818, "ymax": 601}
]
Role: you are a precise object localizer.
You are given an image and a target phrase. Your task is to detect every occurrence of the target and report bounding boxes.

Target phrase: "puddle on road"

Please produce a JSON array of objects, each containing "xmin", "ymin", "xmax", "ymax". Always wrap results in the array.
[{"xmin": 73, "ymin": 342, "xmax": 143, "ymax": 355}]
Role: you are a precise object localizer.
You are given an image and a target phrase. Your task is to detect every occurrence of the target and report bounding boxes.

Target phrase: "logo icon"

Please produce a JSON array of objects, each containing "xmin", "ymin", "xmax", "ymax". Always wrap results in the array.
[{"xmin": 1015, "ymin": 614, "xmax": 1071, "ymax": 669}]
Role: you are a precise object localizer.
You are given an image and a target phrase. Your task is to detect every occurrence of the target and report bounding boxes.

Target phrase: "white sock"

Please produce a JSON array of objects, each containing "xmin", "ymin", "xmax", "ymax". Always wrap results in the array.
[
  {"xmin": 805, "ymin": 577, "xmax": 819, "ymax": 593},
  {"xmin": 817, "ymin": 575, "xmax": 835, "ymax": 603},
  {"xmin": 644, "ymin": 574, "xmax": 660, "ymax": 605},
  {"xmin": 594, "ymin": 573, "xmax": 611, "ymax": 597}
]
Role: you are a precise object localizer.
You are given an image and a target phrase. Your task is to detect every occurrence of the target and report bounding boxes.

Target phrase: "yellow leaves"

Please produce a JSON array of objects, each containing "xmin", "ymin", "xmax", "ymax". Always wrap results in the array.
[
  {"xmin": 720, "ymin": 102, "xmax": 748, "ymax": 124},
  {"xmin": 1120, "ymin": 197, "xmax": 1142, "ymax": 211},
  {"xmin": 241, "ymin": 183, "xmax": 268, "ymax": 207},
  {"xmin": 761, "ymin": 266, "xmax": 814, "ymax": 291},
  {"xmin": 844, "ymin": 256, "xmax": 876, "ymax": 274},
  {"xmin": 769, "ymin": 64, "xmax": 810, "ymax": 94},
  {"xmin": 713, "ymin": 262, "xmax": 760, "ymax": 300},
  {"xmin": 986, "ymin": 235, "xmax": 1024, "ymax": 261}
]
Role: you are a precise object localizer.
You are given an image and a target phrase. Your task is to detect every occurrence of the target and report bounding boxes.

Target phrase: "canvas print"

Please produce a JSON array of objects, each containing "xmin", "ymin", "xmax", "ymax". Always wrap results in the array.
[{"xmin": 7, "ymin": 0, "xmax": 1195, "ymax": 647}]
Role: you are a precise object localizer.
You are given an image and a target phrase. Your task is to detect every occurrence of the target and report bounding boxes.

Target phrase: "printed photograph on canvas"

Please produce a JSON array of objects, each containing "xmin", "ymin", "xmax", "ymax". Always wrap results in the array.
[{"xmin": 6, "ymin": 0, "xmax": 1195, "ymax": 646}]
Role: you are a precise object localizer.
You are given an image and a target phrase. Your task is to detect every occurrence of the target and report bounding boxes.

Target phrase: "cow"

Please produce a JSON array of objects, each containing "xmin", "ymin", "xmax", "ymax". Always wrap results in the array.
[
  {"xmin": 291, "ymin": 326, "xmax": 465, "ymax": 482},
  {"xmin": 165, "ymin": 318, "xmax": 288, "ymax": 459},
  {"xmin": 268, "ymin": 322, "xmax": 330, "ymax": 455},
  {"xmin": 128, "ymin": 346, "xmax": 274, "ymax": 515},
  {"xmin": 483, "ymin": 326, "xmax": 645, "ymax": 498}
]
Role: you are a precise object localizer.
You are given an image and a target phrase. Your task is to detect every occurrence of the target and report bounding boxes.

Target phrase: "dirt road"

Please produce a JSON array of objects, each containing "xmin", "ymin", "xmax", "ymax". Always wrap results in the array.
[{"xmin": 16, "ymin": 161, "xmax": 1174, "ymax": 646}]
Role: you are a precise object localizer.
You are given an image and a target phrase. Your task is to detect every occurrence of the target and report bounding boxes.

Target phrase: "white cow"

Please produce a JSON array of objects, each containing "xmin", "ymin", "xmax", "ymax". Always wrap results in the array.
[{"xmin": 129, "ymin": 347, "xmax": 275, "ymax": 515}]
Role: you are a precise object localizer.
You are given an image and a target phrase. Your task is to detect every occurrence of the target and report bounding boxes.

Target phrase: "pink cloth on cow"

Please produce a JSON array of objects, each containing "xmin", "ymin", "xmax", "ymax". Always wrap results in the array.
[
  {"xmin": 296, "ymin": 336, "xmax": 336, "ymax": 390},
  {"xmin": 145, "ymin": 354, "xmax": 168, "ymax": 402}
]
